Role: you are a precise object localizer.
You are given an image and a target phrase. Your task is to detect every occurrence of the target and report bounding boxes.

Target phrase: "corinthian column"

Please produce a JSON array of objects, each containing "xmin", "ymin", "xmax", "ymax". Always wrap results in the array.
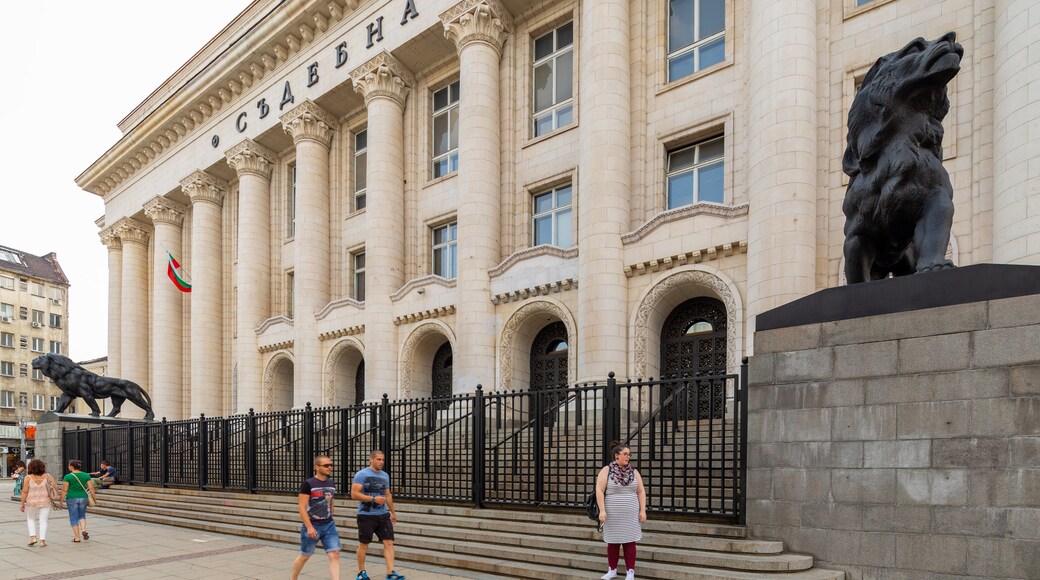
[
  {"xmin": 181, "ymin": 170, "xmax": 227, "ymax": 417},
  {"xmin": 745, "ymin": 0, "xmax": 817, "ymax": 348},
  {"xmin": 351, "ymin": 53, "xmax": 413, "ymax": 400},
  {"xmin": 577, "ymin": 0, "xmax": 630, "ymax": 381},
  {"xmin": 993, "ymin": 0, "xmax": 1040, "ymax": 263},
  {"xmin": 441, "ymin": 0, "xmax": 511, "ymax": 392},
  {"xmin": 281, "ymin": 101, "xmax": 335, "ymax": 408},
  {"xmin": 114, "ymin": 218, "xmax": 150, "ymax": 407},
  {"xmin": 99, "ymin": 228, "xmax": 122, "ymax": 379},
  {"xmin": 226, "ymin": 139, "xmax": 276, "ymax": 413},
  {"xmin": 144, "ymin": 197, "xmax": 187, "ymax": 420}
]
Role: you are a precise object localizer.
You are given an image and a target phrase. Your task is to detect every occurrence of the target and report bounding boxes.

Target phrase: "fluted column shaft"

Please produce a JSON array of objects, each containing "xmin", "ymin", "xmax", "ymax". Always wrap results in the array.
[
  {"xmin": 144, "ymin": 198, "xmax": 186, "ymax": 420},
  {"xmin": 226, "ymin": 139, "xmax": 276, "ymax": 413},
  {"xmin": 577, "ymin": 0, "xmax": 630, "ymax": 381},
  {"xmin": 116, "ymin": 219, "xmax": 150, "ymax": 407},
  {"xmin": 443, "ymin": 1, "xmax": 511, "ymax": 392},
  {"xmin": 182, "ymin": 171, "xmax": 227, "ymax": 417},
  {"xmin": 745, "ymin": 0, "xmax": 817, "ymax": 347},
  {"xmin": 351, "ymin": 54, "xmax": 413, "ymax": 400},
  {"xmin": 100, "ymin": 230, "xmax": 122, "ymax": 379},
  {"xmin": 281, "ymin": 101, "xmax": 334, "ymax": 408},
  {"xmin": 993, "ymin": 0, "xmax": 1040, "ymax": 263}
]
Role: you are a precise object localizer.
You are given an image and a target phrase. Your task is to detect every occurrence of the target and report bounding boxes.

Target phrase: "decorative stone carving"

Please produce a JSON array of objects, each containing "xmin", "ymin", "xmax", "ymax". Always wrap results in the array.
[
  {"xmin": 622, "ymin": 203, "xmax": 750, "ymax": 245},
  {"xmin": 113, "ymin": 217, "xmax": 150, "ymax": 246},
  {"xmin": 390, "ymin": 275, "xmax": 457, "ymax": 302},
  {"xmin": 143, "ymin": 196, "xmax": 187, "ymax": 226},
  {"xmin": 491, "ymin": 279, "xmax": 576, "ymax": 305},
  {"xmin": 262, "ymin": 352, "xmax": 293, "ymax": 411},
  {"xmin": 318, "ymin": 325, "xmax": 364, "ymax": 342},
  {"xmin": 393, "ymin": 305, "xmax": 457, "ymax": 326},
  {"xmin": 280, "ymin": 100, "xmax": 336, "ymax": 147},
  {"xmin": 400, "ymin": 322, "xmax": 454, "ymax": 399},
  {"xmin": 623, "ymin": 241, "xmax": 748, "ymax": 278},
  {"xmin": 99, "ymin": 227, "xmax": 122, "ymax": 250},
  {"xmin": 440, "ymin": 0, "xmax": 512, "ymax": 54},
  {"xmin": 180, "ymin": 170, "xmax": 228, "ymax": 207},
  {"xmin": 489, "ymin": 245, "xmax": 578, "ymax": 278},
  {"xmin": 225, "ymin": 138, "xmax": 277, "ymax": 179},
  {"xmin": 632, "ymin": 270, "xmax": 740, "ymax": 380},
  {"xmin": 322, "ymin": 337, "xmax": 364, "ymax": 407},
  {"xmin": 499, "ymin": 300, "xmax": 575, "ymax": 392},
  {"xmin": 350, "ymin": 51, "xmax": 414, "ymax": 107}
]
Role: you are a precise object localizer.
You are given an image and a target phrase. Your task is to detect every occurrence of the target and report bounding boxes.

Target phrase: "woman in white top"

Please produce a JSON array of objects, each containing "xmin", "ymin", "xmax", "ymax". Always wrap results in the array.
[
  {"xmin": 20, "ymin": 458, "xmax": 58, "ymax": 547},
  {"xmin": 595, "ymin": 440, "xmax": 647, "ymax": 580}
]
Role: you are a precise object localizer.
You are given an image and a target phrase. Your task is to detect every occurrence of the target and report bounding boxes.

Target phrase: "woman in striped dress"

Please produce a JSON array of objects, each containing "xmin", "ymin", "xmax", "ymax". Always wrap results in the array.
[{"xmin": 595, "ymin": 441, "xmax": 646, "ymax": 580}]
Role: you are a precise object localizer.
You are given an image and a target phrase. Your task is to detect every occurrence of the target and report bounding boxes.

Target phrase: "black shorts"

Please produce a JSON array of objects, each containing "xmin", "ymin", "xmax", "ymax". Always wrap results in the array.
[{"xmin": 357, "ymin": 513, "xmax": 394, "ymax": 544}]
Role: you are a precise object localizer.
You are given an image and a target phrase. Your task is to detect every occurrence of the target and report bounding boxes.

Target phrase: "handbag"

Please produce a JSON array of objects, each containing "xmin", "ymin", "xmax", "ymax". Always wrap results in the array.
[
  {"xmin": 73, "ymin": 473, "xmax": 96, "ymax": 507},
  {"xmin": 46, "ymin": 475, "xmax": 62, "ymax": 509},
  {"xmin": 585, "ymin": 491, "xmax": 603, "ymax": 532}
]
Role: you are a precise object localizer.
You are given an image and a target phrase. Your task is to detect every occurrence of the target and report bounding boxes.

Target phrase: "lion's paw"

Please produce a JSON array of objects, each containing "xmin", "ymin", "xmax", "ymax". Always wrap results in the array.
[{"xmin": 918, "ymin": 260, "xmax": 955, "ymax": 273}]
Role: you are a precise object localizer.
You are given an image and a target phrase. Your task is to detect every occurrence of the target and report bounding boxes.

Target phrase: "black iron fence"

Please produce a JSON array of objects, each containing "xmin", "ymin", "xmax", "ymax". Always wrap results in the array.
[{"xmin": 62, "ymin": 363, "xmax": 749, "ymax": 522}]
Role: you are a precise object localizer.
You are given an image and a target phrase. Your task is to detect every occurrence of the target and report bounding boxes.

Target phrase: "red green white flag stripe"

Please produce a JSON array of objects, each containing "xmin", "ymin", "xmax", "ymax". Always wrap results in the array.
[{"xmin": 167, "ymin": 253, "xmax": 191, "ymax": 293}]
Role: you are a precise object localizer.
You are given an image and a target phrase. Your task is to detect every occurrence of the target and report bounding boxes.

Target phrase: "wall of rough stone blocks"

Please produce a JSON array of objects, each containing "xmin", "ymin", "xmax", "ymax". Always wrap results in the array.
[{"xmin": 747, "ymin": 293, "xmax": 1040, "ymax": 579}]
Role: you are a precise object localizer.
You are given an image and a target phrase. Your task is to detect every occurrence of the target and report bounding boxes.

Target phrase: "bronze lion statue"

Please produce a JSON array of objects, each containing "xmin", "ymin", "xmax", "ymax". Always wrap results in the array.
[
  {"xmin": 32, "ymin": 354, "xmax": 155, "ymax": 420},
  {"xmin": 842, "ymin": 31, "xmax": 963, "ymax": 283}
]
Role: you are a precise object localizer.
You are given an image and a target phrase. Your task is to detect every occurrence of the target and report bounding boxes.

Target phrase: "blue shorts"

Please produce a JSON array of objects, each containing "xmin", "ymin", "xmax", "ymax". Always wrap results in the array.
[
  {"xmin": 300, "ymin": 520, "xmax": 340, "ymax": 556},
  {"xmin": 66, "ymin": 498, "xmax": 88, "ymax": 526}
]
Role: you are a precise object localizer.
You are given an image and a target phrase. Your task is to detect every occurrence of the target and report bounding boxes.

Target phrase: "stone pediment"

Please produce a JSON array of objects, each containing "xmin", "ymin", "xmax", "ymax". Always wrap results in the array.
[
  {"xmin": 490, "ymin": 245, "xmax": 578, "ymax": 301},
  {"xmin": 256, "ymin": 315, "xmax": 293, "ymax": 351},
  {"xmin": 390, "ymin": 275, "xmax": 458, "ymax": 302}
]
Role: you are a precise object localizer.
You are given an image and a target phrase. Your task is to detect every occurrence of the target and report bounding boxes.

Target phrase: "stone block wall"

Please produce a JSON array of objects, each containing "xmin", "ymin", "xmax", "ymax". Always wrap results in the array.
[{"xmin": 748, "ymin": 294, "xmax": 1040, "ymax": 579}]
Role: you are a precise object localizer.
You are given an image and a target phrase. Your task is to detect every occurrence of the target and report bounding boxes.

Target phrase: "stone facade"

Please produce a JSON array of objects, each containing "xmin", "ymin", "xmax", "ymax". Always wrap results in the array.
[
  {"xmin": 76, "ymin": 0, "xmax": 1040, "ymax": 419},
  {"xmin": 748, "ymin": 292, "xmax": 1040, "ymax": 579}
]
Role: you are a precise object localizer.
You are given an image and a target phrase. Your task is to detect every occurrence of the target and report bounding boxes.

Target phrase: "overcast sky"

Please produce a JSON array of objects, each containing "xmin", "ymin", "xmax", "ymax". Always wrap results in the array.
[{"xmin": 0, "ymin": 2, "xmax": 251, "ymax": 361}]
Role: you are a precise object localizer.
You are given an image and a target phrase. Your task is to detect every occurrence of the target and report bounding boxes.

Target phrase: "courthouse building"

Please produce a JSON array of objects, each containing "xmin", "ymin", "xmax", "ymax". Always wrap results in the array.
[{"xmin": 77, "ymin": 0, "xmax": 1039, "ymax": 420}]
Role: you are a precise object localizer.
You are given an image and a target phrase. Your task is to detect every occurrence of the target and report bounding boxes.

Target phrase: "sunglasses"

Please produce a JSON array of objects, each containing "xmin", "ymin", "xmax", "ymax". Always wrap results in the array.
[{"xmin": 318, "ymin": 464, "xmax": 333, "ymax": 468}]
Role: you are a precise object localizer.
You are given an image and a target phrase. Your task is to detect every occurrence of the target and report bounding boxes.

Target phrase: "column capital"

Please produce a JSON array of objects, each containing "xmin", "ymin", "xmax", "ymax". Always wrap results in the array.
[
  {"xmin": 143, "ymin": 196, "xmax": 188, "ymax": 226},
  {"xmin": 280, "ymin": 100, "xmax": 336, "ymax": 148},
  {"xmin": 350, "ymin": 51, "xmax": 414, "ymax": 107},
  {"xmin": 180, "ymin": 170, "xmax": 228, "ymax": 207},
  {"xmin": 99, "ymin": 226, "xmax": 122, "ymax": 250},
  {"xmin": 225, "ymin": 138, "xmax": 278, "ymax": 179},
  {"xmin": 113, "ymin": 217, "xmax": 151, "ymax": 246},
  {"xmin": 440, "ymin": 0, "xmax": 512, "ymax": 54}
]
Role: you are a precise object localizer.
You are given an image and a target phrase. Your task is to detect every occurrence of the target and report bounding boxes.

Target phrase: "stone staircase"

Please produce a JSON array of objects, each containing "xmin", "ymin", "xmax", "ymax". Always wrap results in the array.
[{"xmin": 90, "ymin": 485, "xmax": 844, "ymax": 579}]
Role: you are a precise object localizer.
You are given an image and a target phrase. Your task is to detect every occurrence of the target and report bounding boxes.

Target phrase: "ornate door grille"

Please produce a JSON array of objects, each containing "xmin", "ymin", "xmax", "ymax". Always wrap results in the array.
[
  {"xmin": 530, "ymin": 321, "xmax": 569, "ymax": 421},
  {"xmin": 660, "ymin": 297, "xmax": 727, "ymax": 419},
  {"xmin": 354, "ymin": 361, "xmax": 365, "ymax": 406},
  {"xmin": 432, "ymin": 341, "xmax": 453, "ymax": 409}
]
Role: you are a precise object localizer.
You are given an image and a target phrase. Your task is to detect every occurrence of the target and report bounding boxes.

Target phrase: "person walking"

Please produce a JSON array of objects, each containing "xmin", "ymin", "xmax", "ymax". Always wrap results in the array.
[
  {"xmin": 350, "ymin": 450, "xmax": 405, "ymax": 580},
  {"xmin": 11, "ymin": 460, "xmax": 26, "ymax": 496},
  {"xmin": 20, "ymin": 458, "xmax": 58, "ymax": 547},
  {"xmin": 291, "ymin": 455, "xmax": 341, "ymax": 580},
  {"xmin": 59, "ymin": 459, "xmax": 95, "ymax": 543},
  {"xmin": 595, "ymin": 441, "xmax": 647, "ymax": 580}
]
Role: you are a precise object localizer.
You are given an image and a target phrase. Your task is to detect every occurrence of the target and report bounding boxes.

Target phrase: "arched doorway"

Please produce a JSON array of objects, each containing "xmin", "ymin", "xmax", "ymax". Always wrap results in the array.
[
  {"xmin": 530, "ymin": 321, "xmax": 569, "ymax": 422},
  {"xmin": 264, "ymin": 354, "xmax": 295, "ymax": 412},
  {"xmin": 354, "ymin": 360, "xmax": 365, "ymax": 406},
  {"xmin": 431, "ymin": 341, "xmax": 453, "ymax": 409},
  {"xmin": 660, "ymin": 297, "xmax": 727, "ymax": 419}
]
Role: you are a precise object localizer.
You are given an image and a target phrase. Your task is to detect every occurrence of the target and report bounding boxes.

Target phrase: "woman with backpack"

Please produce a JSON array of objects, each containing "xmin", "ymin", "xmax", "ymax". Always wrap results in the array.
[
  {"xmin": 595, "ymin": 440, "xmax": 646, "ymax": 580},
  {"xmin": 20, "ymin": 458, "xmax": 60, "ymax": 547}
]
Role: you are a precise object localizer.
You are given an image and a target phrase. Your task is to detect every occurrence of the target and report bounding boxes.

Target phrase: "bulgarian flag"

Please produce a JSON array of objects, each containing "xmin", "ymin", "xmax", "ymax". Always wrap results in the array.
[{"xmin": 167, "ymin": 252, "xmax": 192, "ymax": 293}]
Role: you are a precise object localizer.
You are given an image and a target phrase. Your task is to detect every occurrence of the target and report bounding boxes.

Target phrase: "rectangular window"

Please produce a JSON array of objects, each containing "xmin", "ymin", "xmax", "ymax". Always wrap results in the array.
[
  {"xmin": 19, "ymin": 306, "xmax": 27, "ymax": 320},
  {"xmin": 286, "ymin": 271, "xmax": 295, "ymax": 319},
  {"xmin": 32, "ymin": 310, "xmax": 44, "ymax": 325},
  {"xmin": 19, "ymin": 363, "xmax": 27, "ymax": 377},
  {"xmin": 51, "ymin": 287, "xmax": 64, "ymax": 302},
  {"xmin": 0, "ymin": 275, "xmax": 13, "ymax": 290},
  {"xmin": 31, "ymin": 338, "xmax": 44, "ymax": 353},
  {"xmin": 353, "ymin": 252, "xmax": 366, "ymax": 302},
  {"xmin": 30, "ymin": 282, "xmax": 45, "ymax": 296},
  {"xmin": 0, "ymin": 303, "xmax": 13, "ymax": 320},
  {"xmin": 0, "ymin": 363, "xmax": 13, "ymax": 378},
  {"xmin": 287, "ymin": 164, "xmax": 297, "ymax": 238},
  {"xmin": 667, "ymin": 136, "xmax": 724, "ymax": 209},
  {"xmin": 532, "ymin": 22, "xmax": 574, "ymax": 137},
  {"xmin": 49, "ymin": 341, "xmax": 62, "ymax": 355},
  {"xmin": 667, "ymin": 0, "xmax": 725, "ymax": 82},
  {"xmin": 432, "ymin": 223, "xmax": 458, "ymax": 280},
  {"xmin": 432, "ymin": 81, "xmax": 460, "ymax": 178},
  {"xmin": 32, "ymin": 394, "xmax": 44, "ymax": 410},
  {"xmin": 32, "ymin": 368, "xmax": 43, "ymax": 381},
  {"xmin": 0, "ymin": 390, "xmax": 13, "ymax": 407},
  {"xmin": 50, "ymin": 395, "xmax": 60, "ymax": 411},
  {"xmin": 856, "ymin": 0, "xmax": 872, "ymax": 4},
  {"xmin": 532, "ymin": 184, "xmax": 574, "ymax": 247},
  {"xmin": 0, "ymin": 333, "xmax": 11, "ymax": 348},
  {"xmin": 354, "ymin": 130, "xmax": 368, "ymax": 211},
  {"xmin": 50, "ymin": 313, "xmax": 62, "ymax": 328},
  {"xmin": 0, "ymin": 250, "xmax": 21, "ymax": 264}
]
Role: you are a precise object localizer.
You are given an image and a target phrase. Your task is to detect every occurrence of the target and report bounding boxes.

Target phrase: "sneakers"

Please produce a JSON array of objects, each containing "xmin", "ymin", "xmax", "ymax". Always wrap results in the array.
[
  {"xmin": 625, "ymin": 570, "xmax": 635, "ymax": 580},
  {"xmin": 356, "ymin": 571, "xmax": 370, "ymax": 580},
  {"xmin": 387, "ymin": 573, "xmax": 406, "ymax": 580},
  {"xmin": 601, "ymin": 570, "xmax": 617, "ymax": 580}
]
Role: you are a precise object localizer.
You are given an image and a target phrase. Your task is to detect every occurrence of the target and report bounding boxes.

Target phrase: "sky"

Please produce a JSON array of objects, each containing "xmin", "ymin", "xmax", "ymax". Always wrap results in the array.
[{"xmin": 0, "ymin": 1, "xmax": 251, "ymax": 361}]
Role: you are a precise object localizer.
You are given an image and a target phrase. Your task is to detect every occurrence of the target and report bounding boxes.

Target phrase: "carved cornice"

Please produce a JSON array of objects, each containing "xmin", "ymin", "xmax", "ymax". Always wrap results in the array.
[
  {"xmin": 315, "ymin": 296, "xmax": 364, "ymax": 320},
  {"xmin": 225, "ymin": 138, "xmax": 277, "ymax": 179},
  {"xmin": 393, "ymin": 305, "xmax": 456, "ymax": 326},
  {"xmin": 624, "ymin": 241, "xmax": 747, "ymax": 278},
  {"xmin": 143, "ymin": 196, "xmax": 187, "ymax": 226},
  {"xmin": 98, "ymin": 226, "xmax": 122, "ymax": 251},
  {"xmin": 180, "ymin": 170, "xmax": 228, "ymax": 207},
  {"xmin": 318, "ymin": 324, "xmax": 365, "ymax": 342},
  {"xmin": 441, "ymin": 0, "xmax": 512, "ymax": 54},
  {"xmin": 255, "ymin": 315, "xmax": 293, "ymax": 335},
  {"xmin": 258, "ymin": 340, "xmax": 294, "ymax": 354},
  {"xmin": 622, "ymin": 203, "xmax": 749, "ymax": 245},
  {"xmin": 492, "ymin": 278, "xmax": 576, "ymax": 305},
  {"xmin": 390, "ymin": 275, "xmax": 458, "ymax": 302},
  {"xmin": 113, "ymin": 217, "xmax": 151, "ymax": 246},
  {"xmin": 350, "ymin": 51, "xmax": 414, "ymax": 107},
  {"xmin": 280, "ymin": 100, "xmax": 335, "ymax": 147},
  {"xmin": 489, "ymin": 245, "xmax": 578, "ymax": 278}
]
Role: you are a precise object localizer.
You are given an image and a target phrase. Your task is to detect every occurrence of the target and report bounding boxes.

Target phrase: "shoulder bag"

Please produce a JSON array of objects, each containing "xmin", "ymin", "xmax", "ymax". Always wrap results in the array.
[
  {"xmin": 73, "ymin": 473, "xmax": 96, "ymax": 507},
  {"xmin": 46, "ymin": 475, "xmax": 62, "ymax": 509}
]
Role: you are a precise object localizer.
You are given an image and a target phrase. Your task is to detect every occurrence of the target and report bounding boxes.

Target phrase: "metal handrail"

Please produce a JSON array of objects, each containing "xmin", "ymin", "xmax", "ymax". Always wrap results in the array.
[{"xmin": 486, "ymin": 389, "xmax": 579, "ymax": 452}]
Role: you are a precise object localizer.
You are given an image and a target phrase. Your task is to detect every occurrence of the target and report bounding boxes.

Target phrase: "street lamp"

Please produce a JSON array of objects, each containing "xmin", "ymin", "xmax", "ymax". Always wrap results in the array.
[{"xmin": 17, "ymin": 392, "xmax": 27, "ymax": 463}]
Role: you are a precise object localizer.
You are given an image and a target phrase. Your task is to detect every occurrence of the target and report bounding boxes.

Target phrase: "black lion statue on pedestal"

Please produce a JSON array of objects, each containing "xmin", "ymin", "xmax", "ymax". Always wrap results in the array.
[
  {"xmin": 842, "ymin": 31, "xmax": 963, "ymax": 284},
  {"xmin": 32, "ymin": 354, "xmax": 155, "ymax": 420}
]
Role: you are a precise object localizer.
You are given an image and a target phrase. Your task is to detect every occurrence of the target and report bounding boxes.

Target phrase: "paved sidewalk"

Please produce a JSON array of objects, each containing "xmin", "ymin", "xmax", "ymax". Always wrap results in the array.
[{"xmin": 0, "ymin": 480, "xmax": 505, "ymax": 580}]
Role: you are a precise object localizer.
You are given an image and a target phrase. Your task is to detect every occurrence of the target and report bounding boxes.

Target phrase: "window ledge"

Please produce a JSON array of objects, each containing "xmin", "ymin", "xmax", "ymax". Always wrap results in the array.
[
  {"xmin": 423, "ymin": 171, "xmax": 458, "ymax": 190},
  {"xmin": 346, "ymin": 207, "xmax": 366, "ymax": 220},
  {"xmin": 522, "ymin": 122, "xmax": 578, "ymax": 150},
  {"xmin": 844, "ymin": 0, "xmax": 899, "ymax": 20},
  {"xmin": 657, "ymin": 59, "xmax": 733, "ymax": 97}
]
